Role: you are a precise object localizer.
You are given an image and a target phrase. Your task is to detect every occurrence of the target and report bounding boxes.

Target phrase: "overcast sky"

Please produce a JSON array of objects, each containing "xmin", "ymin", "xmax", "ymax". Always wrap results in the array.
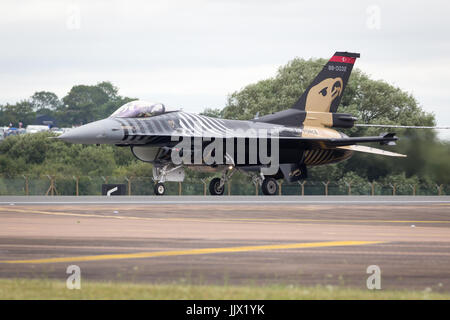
[{"xmin": 1, "ymin": 0, "xmax": 450, "ymax": 138}]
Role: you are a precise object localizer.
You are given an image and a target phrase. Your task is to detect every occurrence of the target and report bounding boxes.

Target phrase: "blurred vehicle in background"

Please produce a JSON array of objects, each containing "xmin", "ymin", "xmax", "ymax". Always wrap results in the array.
[
  {"xmin": 4, "ymin": 127, "xmax": 26, "ymax": 137},
  {"xmin": 50, "ymin": 127, "xmax": 72, "ymax": 135},
  {"xmin": 26, "ymin": 125, "xmax": 49, "ymax": 134}
]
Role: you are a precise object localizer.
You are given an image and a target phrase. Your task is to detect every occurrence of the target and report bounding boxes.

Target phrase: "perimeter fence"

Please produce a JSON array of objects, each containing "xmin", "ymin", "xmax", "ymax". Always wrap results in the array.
[{"xmin": 0, "ymin": 175, "xmax": 448, "ymax": 196}]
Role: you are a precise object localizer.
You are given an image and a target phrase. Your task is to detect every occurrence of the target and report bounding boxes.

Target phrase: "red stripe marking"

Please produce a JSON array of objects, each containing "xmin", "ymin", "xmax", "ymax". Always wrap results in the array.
[{"xmin": 329, "ymin": 56, "xmax": 356, "ymax": 64}]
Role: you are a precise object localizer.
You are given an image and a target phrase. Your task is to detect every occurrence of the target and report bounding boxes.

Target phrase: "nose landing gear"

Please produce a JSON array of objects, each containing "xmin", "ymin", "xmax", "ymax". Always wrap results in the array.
[
  {"xmin": 209, "ymin": 167, "xmax": 236, "ymax": 195},
  {"xmin": 154, "ymin": 182, "xmax": 166, "ymax": 196},
  {"xmin": 152, "ymin": 164, "xmax": 184, "ymax": 196},
  {"xmin": 209, "ymin": 177, "xmax": 225, "ymax": 195}
]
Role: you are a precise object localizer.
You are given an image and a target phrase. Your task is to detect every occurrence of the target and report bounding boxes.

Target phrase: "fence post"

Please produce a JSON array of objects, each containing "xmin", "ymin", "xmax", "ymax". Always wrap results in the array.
[
  {"xmin": 436, "ymin": 184, "xmax": 443, "ymax": 196},
  {"xmin": 125, "ymin": 176, "xmax": 132, "ymax": 196},
  {"xmin": 278, "ymin": 181, "xmax": 283, "ymax": 196},
  {"xmin": 22, "ymin": 175, "xmax": 29, "ymax": 196},
  {"xmin": 45, "ymin": 175, "xmax": 57, "ymax": 196},
  {"xmin": 178, "ymin": 182, "xmax": 182, "ymax": 195},
  {"xmin": 322, "ymin": 181, "xmax": 329, "ymax": 196},
  {"xmin": 252, "ymin": 179, "xmax": 259, "ymax": 196},
  {"xmin": 201, "ymin": 179, "xmax": 207, "ymax": 196},
  {"xmin": 389, "ymin": 183, "xmax": 396, "ymax": 196},
  {"xmin": 298, "ymin": 181, "xmax": 306, "ymax": 196},
  {"xmin": 409, "ymin": 184, "xmax": 416, "ymax": 196},
  {"xmin": 344, "ymin": 181, "xmax": 352, "ymax": 195},
  {"xmin": 73, "ymin": 176, "xmax": 79, "ymax": 196}
]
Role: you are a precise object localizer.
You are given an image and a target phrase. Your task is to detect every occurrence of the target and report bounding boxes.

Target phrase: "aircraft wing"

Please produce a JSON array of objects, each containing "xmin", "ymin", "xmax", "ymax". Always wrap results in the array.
[{"xmin": 123, "ymin": 132, "xmax": 400, "ymax": 149}]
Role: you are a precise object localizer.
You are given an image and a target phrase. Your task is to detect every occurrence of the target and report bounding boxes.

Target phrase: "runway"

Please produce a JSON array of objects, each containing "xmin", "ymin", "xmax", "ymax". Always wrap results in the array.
[{"xmin": 1, "ymin": 196, "xmax": 450, "ymax": 292}]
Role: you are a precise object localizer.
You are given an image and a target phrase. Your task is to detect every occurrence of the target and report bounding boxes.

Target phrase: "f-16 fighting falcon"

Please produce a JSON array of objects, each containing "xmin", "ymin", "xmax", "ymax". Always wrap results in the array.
[{"xmin": 58, "ymin": 51, "xmax": 409, "ymax": 196}]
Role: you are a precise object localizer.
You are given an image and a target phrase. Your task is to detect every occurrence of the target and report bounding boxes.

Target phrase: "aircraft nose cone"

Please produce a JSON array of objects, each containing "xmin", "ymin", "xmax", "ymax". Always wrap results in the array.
[{"xmin": 58, "ymin": 119, "xmax": 123, "ymax": 144}]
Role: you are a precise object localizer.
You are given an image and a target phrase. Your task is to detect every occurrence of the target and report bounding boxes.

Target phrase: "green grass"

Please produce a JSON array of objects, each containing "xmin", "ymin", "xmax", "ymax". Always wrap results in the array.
[{"xmin": 1, "ymin": 278, "xmax": 449, "ymax": 299}]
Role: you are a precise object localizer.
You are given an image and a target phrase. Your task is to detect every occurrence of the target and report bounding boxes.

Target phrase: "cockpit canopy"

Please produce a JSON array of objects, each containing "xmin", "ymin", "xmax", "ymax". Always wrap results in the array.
[{"xmin": 110, "ymin": 100, "xmax": 175, "ymax": 118}]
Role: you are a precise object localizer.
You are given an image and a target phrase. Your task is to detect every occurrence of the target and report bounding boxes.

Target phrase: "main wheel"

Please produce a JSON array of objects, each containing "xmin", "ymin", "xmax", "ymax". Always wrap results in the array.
[
  {"xmin": 154, "ymin": 182, "xmax": 166, "ymax": 196},
  {"xmin": 209, "ymin": 177, "xmax": 225, "ymax": 195},
  {"xmin": 261, "ymin": 178, "xmax": 278, "ymax": 195}
]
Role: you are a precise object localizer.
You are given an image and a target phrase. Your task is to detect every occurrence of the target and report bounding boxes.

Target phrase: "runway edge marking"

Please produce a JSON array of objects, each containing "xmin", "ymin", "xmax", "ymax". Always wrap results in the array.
[
  {"xmin": 0, "ymin": 240, "xmax": 385, "ymax": 264},
  {"xmin": 2, "ymin": 208, "xmax": 450, "ymax": 225}
]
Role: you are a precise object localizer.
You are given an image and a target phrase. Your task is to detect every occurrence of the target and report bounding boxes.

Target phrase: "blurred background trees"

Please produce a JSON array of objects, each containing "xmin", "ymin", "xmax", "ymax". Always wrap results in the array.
[{"xmin": 0, "ymin": 81, "xmax": 134, "ymax": 128}]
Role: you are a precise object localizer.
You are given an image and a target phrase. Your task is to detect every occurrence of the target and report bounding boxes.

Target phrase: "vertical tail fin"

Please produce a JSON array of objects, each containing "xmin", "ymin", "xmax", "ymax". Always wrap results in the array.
[
  {"xmin": 255, "ymin": 51, "xmax": 360, "ymax": 128},
  {"xmin": 293, "ymin": 52, "xmax": 360, "ymax": 113}
]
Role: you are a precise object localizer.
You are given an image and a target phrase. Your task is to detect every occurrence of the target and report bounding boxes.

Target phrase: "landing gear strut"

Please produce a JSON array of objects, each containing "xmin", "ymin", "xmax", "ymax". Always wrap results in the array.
[
  {"xmin": 152, "ymin": 164, "xmax": 183, "ymax": 196},
  {"xmin": 209, "ymin": 167, "xmax": 236, "ymax": 195}
]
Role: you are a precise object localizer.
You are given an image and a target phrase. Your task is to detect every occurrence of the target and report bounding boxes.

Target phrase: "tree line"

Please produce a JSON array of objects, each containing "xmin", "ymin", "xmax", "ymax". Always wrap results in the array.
[{"xmin": 0, "ymin": 81, "xmax": 133, "ymax": 128}]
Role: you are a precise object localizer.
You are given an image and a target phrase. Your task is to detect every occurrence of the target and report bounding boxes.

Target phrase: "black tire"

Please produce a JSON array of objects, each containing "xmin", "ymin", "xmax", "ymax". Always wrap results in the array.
[
  {"xmin": 209, "ymin": 177, "xmax": 225, "ymax": 195},
  {"xmin": 154, "ymin": 182, "xmax": 166, "ymax": 196},
  {"xmin": 261, "ymin": 178, "xmax": 278, "ymax": 196}
]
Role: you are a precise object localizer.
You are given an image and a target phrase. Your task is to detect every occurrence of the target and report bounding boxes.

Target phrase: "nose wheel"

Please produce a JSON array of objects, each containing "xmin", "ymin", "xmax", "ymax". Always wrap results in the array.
[
  {"xmin": 154, "ymin": 182, "xmax": 166, "ymax": 196},
  {"xmin": 261, "ymin": 178, "xmax": 278, "ymax": 196},
  {"xmin": 209, "ymin": 177, "xmax": 225, "ymax": 195}
]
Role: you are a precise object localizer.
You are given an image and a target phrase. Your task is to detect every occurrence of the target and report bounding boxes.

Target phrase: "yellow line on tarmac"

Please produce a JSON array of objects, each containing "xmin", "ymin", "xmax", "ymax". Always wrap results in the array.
[
  {"xmin": 2, "ymin": 208, "xmax": 450, "ymax": 225},
  {"xmin": 0, "ymin": 241, "xmax": 384, "ymax": 264}
]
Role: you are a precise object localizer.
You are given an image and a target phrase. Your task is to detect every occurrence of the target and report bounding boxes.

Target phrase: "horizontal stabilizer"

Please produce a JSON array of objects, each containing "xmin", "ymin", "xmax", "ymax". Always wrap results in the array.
[
  {"xmin": 355, "ymin": 124, "xmax": 450, "ymax": 129},
  {"xmin": 337, "ymin": 145, "xmax": 406, "ymax": 157},
  {"xmin": 316, "ymin": 132, "xmax": 399, "ymax": 147}
]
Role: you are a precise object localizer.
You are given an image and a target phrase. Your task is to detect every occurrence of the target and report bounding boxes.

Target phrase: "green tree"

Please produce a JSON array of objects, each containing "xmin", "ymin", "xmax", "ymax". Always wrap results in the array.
[
  {"xmin": 56, "ymin": 81, "xmax": 133, "ymax": 126},
  {"xmin": 30, "ymin": 91, "xmax": 62, "ymax": 111},
  {"xmin": 0, "ymin": 101, "xmax": 35, "ymax": 127},
  {"xmin": 73, "ymin": 146, "xmax": 116, "ymax": 176},
  {"xmin": 61, "ymin": 84, "xmax": 110, "ymax": 125},
  {"xmin": 200, "ymin": 108, "xmax": 223, "ymax": 118}
]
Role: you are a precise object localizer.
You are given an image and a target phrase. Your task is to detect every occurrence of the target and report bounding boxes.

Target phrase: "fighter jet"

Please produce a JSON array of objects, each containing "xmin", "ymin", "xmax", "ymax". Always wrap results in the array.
[{"xmin": 59, "ymin": 51, "xmax": 410, "ymax": 196}]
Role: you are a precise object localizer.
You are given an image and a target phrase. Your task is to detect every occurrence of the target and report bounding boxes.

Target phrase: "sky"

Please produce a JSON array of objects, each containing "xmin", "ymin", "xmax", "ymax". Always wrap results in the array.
[{"xmin": 1, "ymin": 0, "xmax": 450, "ymax": 138}]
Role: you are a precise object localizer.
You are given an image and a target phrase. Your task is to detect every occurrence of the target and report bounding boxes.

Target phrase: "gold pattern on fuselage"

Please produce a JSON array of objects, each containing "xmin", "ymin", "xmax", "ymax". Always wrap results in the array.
[
  {"xmin": 301, "ymin": 126, "xmax": 341, "ymax": 139},
  {"xmin": 301, "ymin": 125, "xmax": 353, "ymax": 165}
]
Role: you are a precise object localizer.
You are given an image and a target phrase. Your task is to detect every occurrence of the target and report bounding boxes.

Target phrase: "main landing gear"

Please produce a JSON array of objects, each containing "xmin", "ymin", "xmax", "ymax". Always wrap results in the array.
[
  {"xmin": 251, "ymin": 174, "xmax": 278, "ymax": 196},
  {"xmin": 209, "ymin": 167, "xmax": 236, "ymax": 195},
  {"xmin": 261, "ymin": 177, "xmax": 278, "ymax": 196},
  {"xmin": 209, "ymin": 169, "xmax": 279, "ymax": 196}
]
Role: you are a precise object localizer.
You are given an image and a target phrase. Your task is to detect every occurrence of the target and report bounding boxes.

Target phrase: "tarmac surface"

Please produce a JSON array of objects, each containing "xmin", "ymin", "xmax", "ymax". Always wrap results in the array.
[{"xmin": 1, "ymin": 196, "xmax": 450, "ymax": 292}]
